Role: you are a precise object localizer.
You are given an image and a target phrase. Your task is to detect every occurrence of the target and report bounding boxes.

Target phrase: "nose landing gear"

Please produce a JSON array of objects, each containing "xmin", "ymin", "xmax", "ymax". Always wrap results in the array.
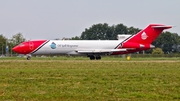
[{"xmin": 26, "ymin": 55, "xmax": 31, "ymax": 60}]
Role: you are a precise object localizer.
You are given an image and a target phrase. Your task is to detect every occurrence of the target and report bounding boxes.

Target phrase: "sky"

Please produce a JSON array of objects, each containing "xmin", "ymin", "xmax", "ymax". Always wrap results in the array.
[{"xmin": 0, "ymin": 0, "xmax": 179, "ymax": 40}]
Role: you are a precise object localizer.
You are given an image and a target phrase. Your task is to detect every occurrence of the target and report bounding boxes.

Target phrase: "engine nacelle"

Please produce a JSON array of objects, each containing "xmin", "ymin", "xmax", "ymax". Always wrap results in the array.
[{"xmin": 117, "ymin": 35, "xmax": 131, "ymax": 40}]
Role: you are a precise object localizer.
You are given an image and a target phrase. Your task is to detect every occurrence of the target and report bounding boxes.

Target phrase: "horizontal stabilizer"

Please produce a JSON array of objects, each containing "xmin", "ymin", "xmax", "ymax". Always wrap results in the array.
[{"xmin": 152, "ymin": 25, "xmax": 172, "ymax": 29}]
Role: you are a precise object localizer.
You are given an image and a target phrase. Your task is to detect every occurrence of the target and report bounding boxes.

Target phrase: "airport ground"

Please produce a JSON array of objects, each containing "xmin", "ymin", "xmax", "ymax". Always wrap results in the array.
[{"xmin": 0, "ymin": 57, "xmax": 180, "ymax": 101}]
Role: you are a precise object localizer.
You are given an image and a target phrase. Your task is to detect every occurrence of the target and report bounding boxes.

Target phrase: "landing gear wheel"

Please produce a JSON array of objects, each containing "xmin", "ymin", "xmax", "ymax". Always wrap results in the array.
[
  {"xmin": 27, "ymin": 56, "xmax": 31, "ymax": 60},
  {"xmin": 88, "ymin": 55, "xmax": 101, "ymax": 60},
  {"xmin": 90, "ymin": 55, "xmax": 95, "ymax": 60},
  {"xmin": 95, "ymin": 55, "xmax": 101, "ymax": 60}
]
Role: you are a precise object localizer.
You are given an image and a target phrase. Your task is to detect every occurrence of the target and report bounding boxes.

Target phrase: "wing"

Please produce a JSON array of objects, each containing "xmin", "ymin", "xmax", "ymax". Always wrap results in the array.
[{"xmin": 75, "ymin": 48, "xmax": 135, "ymax": 54}]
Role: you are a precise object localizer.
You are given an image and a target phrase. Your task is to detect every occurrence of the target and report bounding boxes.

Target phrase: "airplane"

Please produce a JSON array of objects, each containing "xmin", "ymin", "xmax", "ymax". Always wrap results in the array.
[{"xmin": 12, "ymin": 24, "xmax": 172, "ymax": 60}]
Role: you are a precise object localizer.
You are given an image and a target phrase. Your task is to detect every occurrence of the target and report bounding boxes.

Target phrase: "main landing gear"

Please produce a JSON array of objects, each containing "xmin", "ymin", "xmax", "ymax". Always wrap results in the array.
[{"xmin": 88, "ymin": 55, "xmax": 101, "ymax": 60}]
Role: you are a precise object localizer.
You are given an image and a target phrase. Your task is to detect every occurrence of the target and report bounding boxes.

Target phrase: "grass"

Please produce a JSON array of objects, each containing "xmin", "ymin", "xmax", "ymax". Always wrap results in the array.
[
  {"xmin": 0, "ymin": 58, "xmax": 180, "ymax": 100},
  {"xmin": 1, "ymin": 55, "xmax": 180, "ymax": 61}
]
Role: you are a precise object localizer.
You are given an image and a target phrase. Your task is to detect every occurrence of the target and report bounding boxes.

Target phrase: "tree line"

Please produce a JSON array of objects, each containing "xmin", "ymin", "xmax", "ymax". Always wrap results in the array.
[
  {"xmin": 0, "ymin": 33, "xmax": 25, "ymax": 55},
  {"xmin": 0, "ymin": 23, "xmax": 179, "ymax": 55}
]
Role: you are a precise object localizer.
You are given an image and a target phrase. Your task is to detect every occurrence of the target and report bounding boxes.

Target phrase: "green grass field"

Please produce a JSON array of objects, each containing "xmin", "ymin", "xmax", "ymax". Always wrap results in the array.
[{"xmin": 0, "ymin": 57, "xmax": 180, "ymax": 101}]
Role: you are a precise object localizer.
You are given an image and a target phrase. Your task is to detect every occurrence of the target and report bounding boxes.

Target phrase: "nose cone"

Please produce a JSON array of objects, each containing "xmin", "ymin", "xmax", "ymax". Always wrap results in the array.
[
  {"xmin": 12, "ymin": 40, "xmax": 47, "ymax": 54},
  {"xmin": 12, "ymin": 46, "xmax": 20, "ymax": 53},
  {"xmin": 12, "ymin": 42, "xmax": 29, "ymax": 54},
  {"xmin": 12, "ymin": 43, "xmax": 30, "ymax": 54}
]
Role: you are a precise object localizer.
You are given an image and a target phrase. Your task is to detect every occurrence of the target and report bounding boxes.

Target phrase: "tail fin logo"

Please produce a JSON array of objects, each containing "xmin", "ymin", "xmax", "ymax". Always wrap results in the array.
[{"xmin": 141, "ymin": 32, "xmax": 148, "ymax": 40}]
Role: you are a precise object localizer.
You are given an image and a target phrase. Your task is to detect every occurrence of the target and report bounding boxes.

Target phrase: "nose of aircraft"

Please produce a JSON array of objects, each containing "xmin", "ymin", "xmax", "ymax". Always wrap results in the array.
[
  {"xmin": 12, "ymin": 46, "xmax": 20, "ymax": 53},
  {"xmin": 12, "ymin": 40, "xmax": 47, "ymax": 54},
  {"xmin": 12, "ymin": 42, "xmax": 30, "ymax": 54}
]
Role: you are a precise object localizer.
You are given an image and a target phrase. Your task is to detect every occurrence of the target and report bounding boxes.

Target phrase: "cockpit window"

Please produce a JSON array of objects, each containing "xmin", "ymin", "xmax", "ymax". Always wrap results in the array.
[{"xmin": 19, "ymin": 43, "xmax": 24, "ymax": 47}]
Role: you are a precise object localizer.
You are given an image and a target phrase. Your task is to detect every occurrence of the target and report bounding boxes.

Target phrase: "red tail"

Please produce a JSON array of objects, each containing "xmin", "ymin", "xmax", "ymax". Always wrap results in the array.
[
  {"xmin": 108, "ymin": 24, "xmax": 171, "ymax": 55},
  {"xmin": 117, "ymin": 24, "xmax": 172, "ymax": 50},
  {"xmin": 125, "ymin": 24, "xmax": 172, "ymax": 44}
]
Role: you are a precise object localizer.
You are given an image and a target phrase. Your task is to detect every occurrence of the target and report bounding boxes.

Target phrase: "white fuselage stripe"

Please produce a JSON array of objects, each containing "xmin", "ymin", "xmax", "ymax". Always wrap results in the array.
[{"xmin": 33, "ymin": 40, "xmax": 123, "ymax": 55}]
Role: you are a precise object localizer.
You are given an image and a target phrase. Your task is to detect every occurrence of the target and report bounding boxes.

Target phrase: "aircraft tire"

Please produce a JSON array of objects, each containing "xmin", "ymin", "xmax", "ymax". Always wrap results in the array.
[
  {"xmin": 27, "ymin": 56, "xmax": 31, "ymax": 60},
  {"xmin": 90, "ymin": 55, "xmax": 95, "ymax": 60},
  {"xmin": 99, "ymin": 56, "xmax": 101, "ymax": 60},
  {"xmin": 95, "ymin": 55, "xmax": 101, "ymax": 60}
]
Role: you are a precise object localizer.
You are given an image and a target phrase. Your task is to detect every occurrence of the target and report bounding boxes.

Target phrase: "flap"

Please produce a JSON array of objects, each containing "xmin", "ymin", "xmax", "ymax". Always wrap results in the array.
[{"xmin": 75, "ymin": 49, "xmax": 129, "ymax": 54}]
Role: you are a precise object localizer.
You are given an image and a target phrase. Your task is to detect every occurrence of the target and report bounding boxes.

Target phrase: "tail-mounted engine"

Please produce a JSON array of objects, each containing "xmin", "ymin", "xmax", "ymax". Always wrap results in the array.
[{"xmin": 120, "ymin": 42, "xmax": 155, "ymax": 49}]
